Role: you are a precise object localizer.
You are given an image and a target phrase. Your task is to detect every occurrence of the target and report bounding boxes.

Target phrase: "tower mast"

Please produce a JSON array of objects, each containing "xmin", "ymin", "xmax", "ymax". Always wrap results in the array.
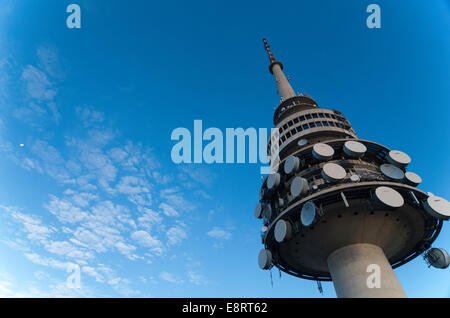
[{"xmin": 263, "ymin": 38, "xmax": 296, "ymax": 101}]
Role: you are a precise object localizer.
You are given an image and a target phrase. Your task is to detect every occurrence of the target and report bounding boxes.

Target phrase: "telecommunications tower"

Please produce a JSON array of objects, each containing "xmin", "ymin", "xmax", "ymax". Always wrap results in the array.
[{"xmin": 255, "ymin": 39, "xmax": 449, "ymax": 297}]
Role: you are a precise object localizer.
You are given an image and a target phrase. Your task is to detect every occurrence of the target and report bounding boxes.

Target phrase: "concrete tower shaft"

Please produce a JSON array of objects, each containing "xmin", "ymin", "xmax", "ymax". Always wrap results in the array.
[{"xmin": 327, "ymin": 243, "xmax": 407, "ymax": 298}]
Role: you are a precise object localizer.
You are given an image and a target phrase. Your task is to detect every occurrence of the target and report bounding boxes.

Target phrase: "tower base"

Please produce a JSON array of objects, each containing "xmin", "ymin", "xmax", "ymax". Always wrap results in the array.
[{"xmin": 327, "ymin": 243, "xmax": 407, "ymax": 298}]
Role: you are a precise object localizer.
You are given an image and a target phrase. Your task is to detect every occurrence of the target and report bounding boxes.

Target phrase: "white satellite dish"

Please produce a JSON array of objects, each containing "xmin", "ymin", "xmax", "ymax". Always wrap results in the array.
[
  {"xmin": 312, "ymin": 143, "xmax": 334, "ymax": 161},
  {"xmin": 374, "ymin": 186, "xmax": 404, "ymax": 208},
  {"xmin": 423, "ymin": 196, "xmax": 450, "ymax": 219},
  {"xmin": 267, "ymin": 173, "xmax": 281, "ymax": 190},
  {"xmin": 343, "ymin": 140, "xmax": 367, "ymax": 158},
  {"xmin": 350, "ymin": 174, "xmax": 361, "ymax": 182},
  {"xmin": 254, "ymin": 202, "xmax": 263, "ymax": 219},
  {"xmin": 290, "ymin": 177, "xmax": 309, "ymax": 198},
  {"xmin": 322, "ymin": 163, "xmax": 347, "ymax": 182},
  {"xmin": 301, "ymin": 201, "xmax": 316, "ymax": 226},
  {"xmin": 380, "ymin": 164, "xmax": 404, "ymax": 180},
  {"xmin": 284, "ymin": 156, "xmax": 300, "ymax": 174},
  {"xmin": 258, "ymin": 249, "xmax": 272, "ymax": 270},
  {"xmin": 387, "ymin": 150, "xmax": 411, "ymax": 167},
  {"xmin": 274, "ymin": 220, "xmax": 292, "ymax": 243},
  {"xmin": 298, "ymin": 139, "xmax": 308, "ymax": 147},
  {"xmin": 404, "ymin": 171, "xmax": 422, "ymax": 187}
]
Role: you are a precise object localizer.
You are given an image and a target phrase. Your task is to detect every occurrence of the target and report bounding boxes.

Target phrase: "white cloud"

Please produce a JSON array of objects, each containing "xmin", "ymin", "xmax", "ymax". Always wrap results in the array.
[
  {"xmin": 45, "ymin": 195, "xmax": 89, "ymax": 224},
  {"xmin": 159, "ymin": 202, "xmax": 179, "ymax": 217},
  {"xmin": 166, "ymin": 225, "xmax": 187, "ymax": 245},
  {"xmin": 131, "ymin": 230, "xmax": 162, "ymax": 249},
  {"xmin": 44, "ymin": 240, "xmax": 94, "ymax": 260},
  {"xmin": 24, "ymin": 253, "xmax": 71, "ymax": 271},
  {"xmin": 160, "ymin": 187, "xmax": 195, "ymax": 211},
  {"xmin": 108, "ymin": 147, "xmax": 128, "ymax": 162},
  {"xmin": 65, "ymin": 190, "xmax": 98, "ymax": 208},
  {"xmin": 207, "ymin": 228, "xmax": 231, "ymax": 240},
  {"xmin": 128, "ymin": 193, "xmax": 152, "ymax": 208},
  {"xmin": 179, "ymin": 165, "xmax": 215, "ymax": 187},
  {"xmin": 6, "ymin": 208, "xmax": 54, "ymax": 243},
  {"xmin": 115, "ymin": 241, "xmax": 139, "ymax": 260},
  {"xmin": 76, "ymin": 106, "xmax": 104, "ymax": 127},
  {"xmin": 116, "ymin": 176, "xmax": 150, "ymax": 195},
  {"xmin": 0, "ymin": 89, "xmax": 208, "ymax": 295},
  {"xmin": 82, "ymin": 266, "xmax": 104, "ymax": 283},
  {"xmin": 37, "ymin": 44, "xmax": 64, "ymax": 79},
  {"xmin": 21, "ymin": 65, "xmax": 55, "ymax": 101},
  {"xmin": 188, "ymin": 271, "xmax": 207, "ymax": 285},
  {"xmin": 159, "ymin": 271, "xmax": 183, "ymax": 284},
  {"xmin": 72, "ymin": 227, "xmax": 105, "ymax": 252},
  {"xmin": 137, "ymin": 207, "xmax": 162, "ymax": 230},
  {"xmin": 30, "ymin": 139, "xmax": 70, "ymax": 181}
]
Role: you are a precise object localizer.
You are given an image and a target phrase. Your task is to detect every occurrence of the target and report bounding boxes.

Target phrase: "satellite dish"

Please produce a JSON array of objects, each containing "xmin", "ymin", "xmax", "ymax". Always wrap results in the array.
[
  {"xmin": 423, "ymin": 196, "xmax": 450, "ymax": 220},
  {"xmin": 380, "ymin": 164, "xmax": 404, "ymax": 180},
  {"xmin": 267, "ymin": 173, "xmax": 281, "ymax": 190},
  {"xmin": 312, "ymin": 143, "xmax": 334, "ymax": 161},
  {"xmin": 321, "ymin": 163, "xmax": 346, "ymax": 182},
  {"xmin": 424, "ymin": 248, "xmax": 450, "ymax": 269},
  {"xmin": 254, "ymin": 202, "xmax": 263, "ymax": 219},
  {"xmin": 404, "ymin": 171, "xmax": 422, "ymax": 187},
  {"xmin": 263, "ymin": 204, "xmax": 272, "ymax": 220},
  {"xmin": 290, "ymin": 177, "xmax": 309, "ymax": 198},
  {"xmin": 261, "ymin": 226, "xmax": 268, "ymax": 243},
  {"xmin": 350, "ymin": 174, "xmax": 361, "ymax": 182},
  {"xmin": 298, "ymin": 139, "xmax": 308, "ymax": 147},
  {"xmin": 274, "ymin": 220, "xmax": 292, "ymax": 243},
  {"xmin": 258, "ymin": 249, "xmax": 272, "ymax": 270},
  {"xmin": 284, "ymin": 156, "xmax": 300, "ymax": 174},
  {"xmin": 374, "ymin": 186, "xmax": 404, "ymax": 209},
  {"xmin": 301, "ymin": 201, "xmax": 316, "ymax": 226},
  {"xmin": 343, "ymin": 140, "xmax": 367, "ymax": 158},
  {"xmin": 261, "ymin": 225, "xmax": 268, "ymax": 234},
  {"xmin": 387, "ymin": 150, "xmax": 411, "ymax": 167}
]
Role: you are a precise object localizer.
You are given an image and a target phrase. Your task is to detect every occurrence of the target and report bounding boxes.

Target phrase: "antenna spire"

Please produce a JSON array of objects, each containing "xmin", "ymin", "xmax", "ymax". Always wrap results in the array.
[
  {"xmin": 262, "ymin": 38, "xmax": 296, "ymax": 101},
  {"xmin": 263, "ymin": 38, "xmax": 277, "ymax": 65}
]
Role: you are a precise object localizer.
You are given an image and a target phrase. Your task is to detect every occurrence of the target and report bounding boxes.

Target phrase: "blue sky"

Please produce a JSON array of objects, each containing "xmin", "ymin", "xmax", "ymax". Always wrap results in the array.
[{"xmin": 0, "ymin": 0, "xmax": 449, "ymax": 297}]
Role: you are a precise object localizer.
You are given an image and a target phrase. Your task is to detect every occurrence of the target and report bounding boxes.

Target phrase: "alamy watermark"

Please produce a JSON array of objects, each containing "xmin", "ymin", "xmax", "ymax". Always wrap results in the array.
[
  {"xmin": 170, "ymin": 120, "xmax": 279, "ymax": 174},
  {"xmin": 366, "ymin": 4, "xmax": 381, "ymax": 29},
  {"xmin": 66, "ymin": 4, "xmax": 81, "ymax": 29},
  {"xmin": 366, "ymin": 264, "xmax": 381, "ymax": 289},
  {"xmin": 66, "ymin": 263, "xmax": 81, "ymax": 289}
]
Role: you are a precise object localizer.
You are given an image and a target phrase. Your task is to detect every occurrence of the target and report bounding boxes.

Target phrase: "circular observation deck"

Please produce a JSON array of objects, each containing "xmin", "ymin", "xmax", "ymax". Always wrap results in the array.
[{"xmin": 256, "ymin": 138, "xmax": 445, "ymax": 281}]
